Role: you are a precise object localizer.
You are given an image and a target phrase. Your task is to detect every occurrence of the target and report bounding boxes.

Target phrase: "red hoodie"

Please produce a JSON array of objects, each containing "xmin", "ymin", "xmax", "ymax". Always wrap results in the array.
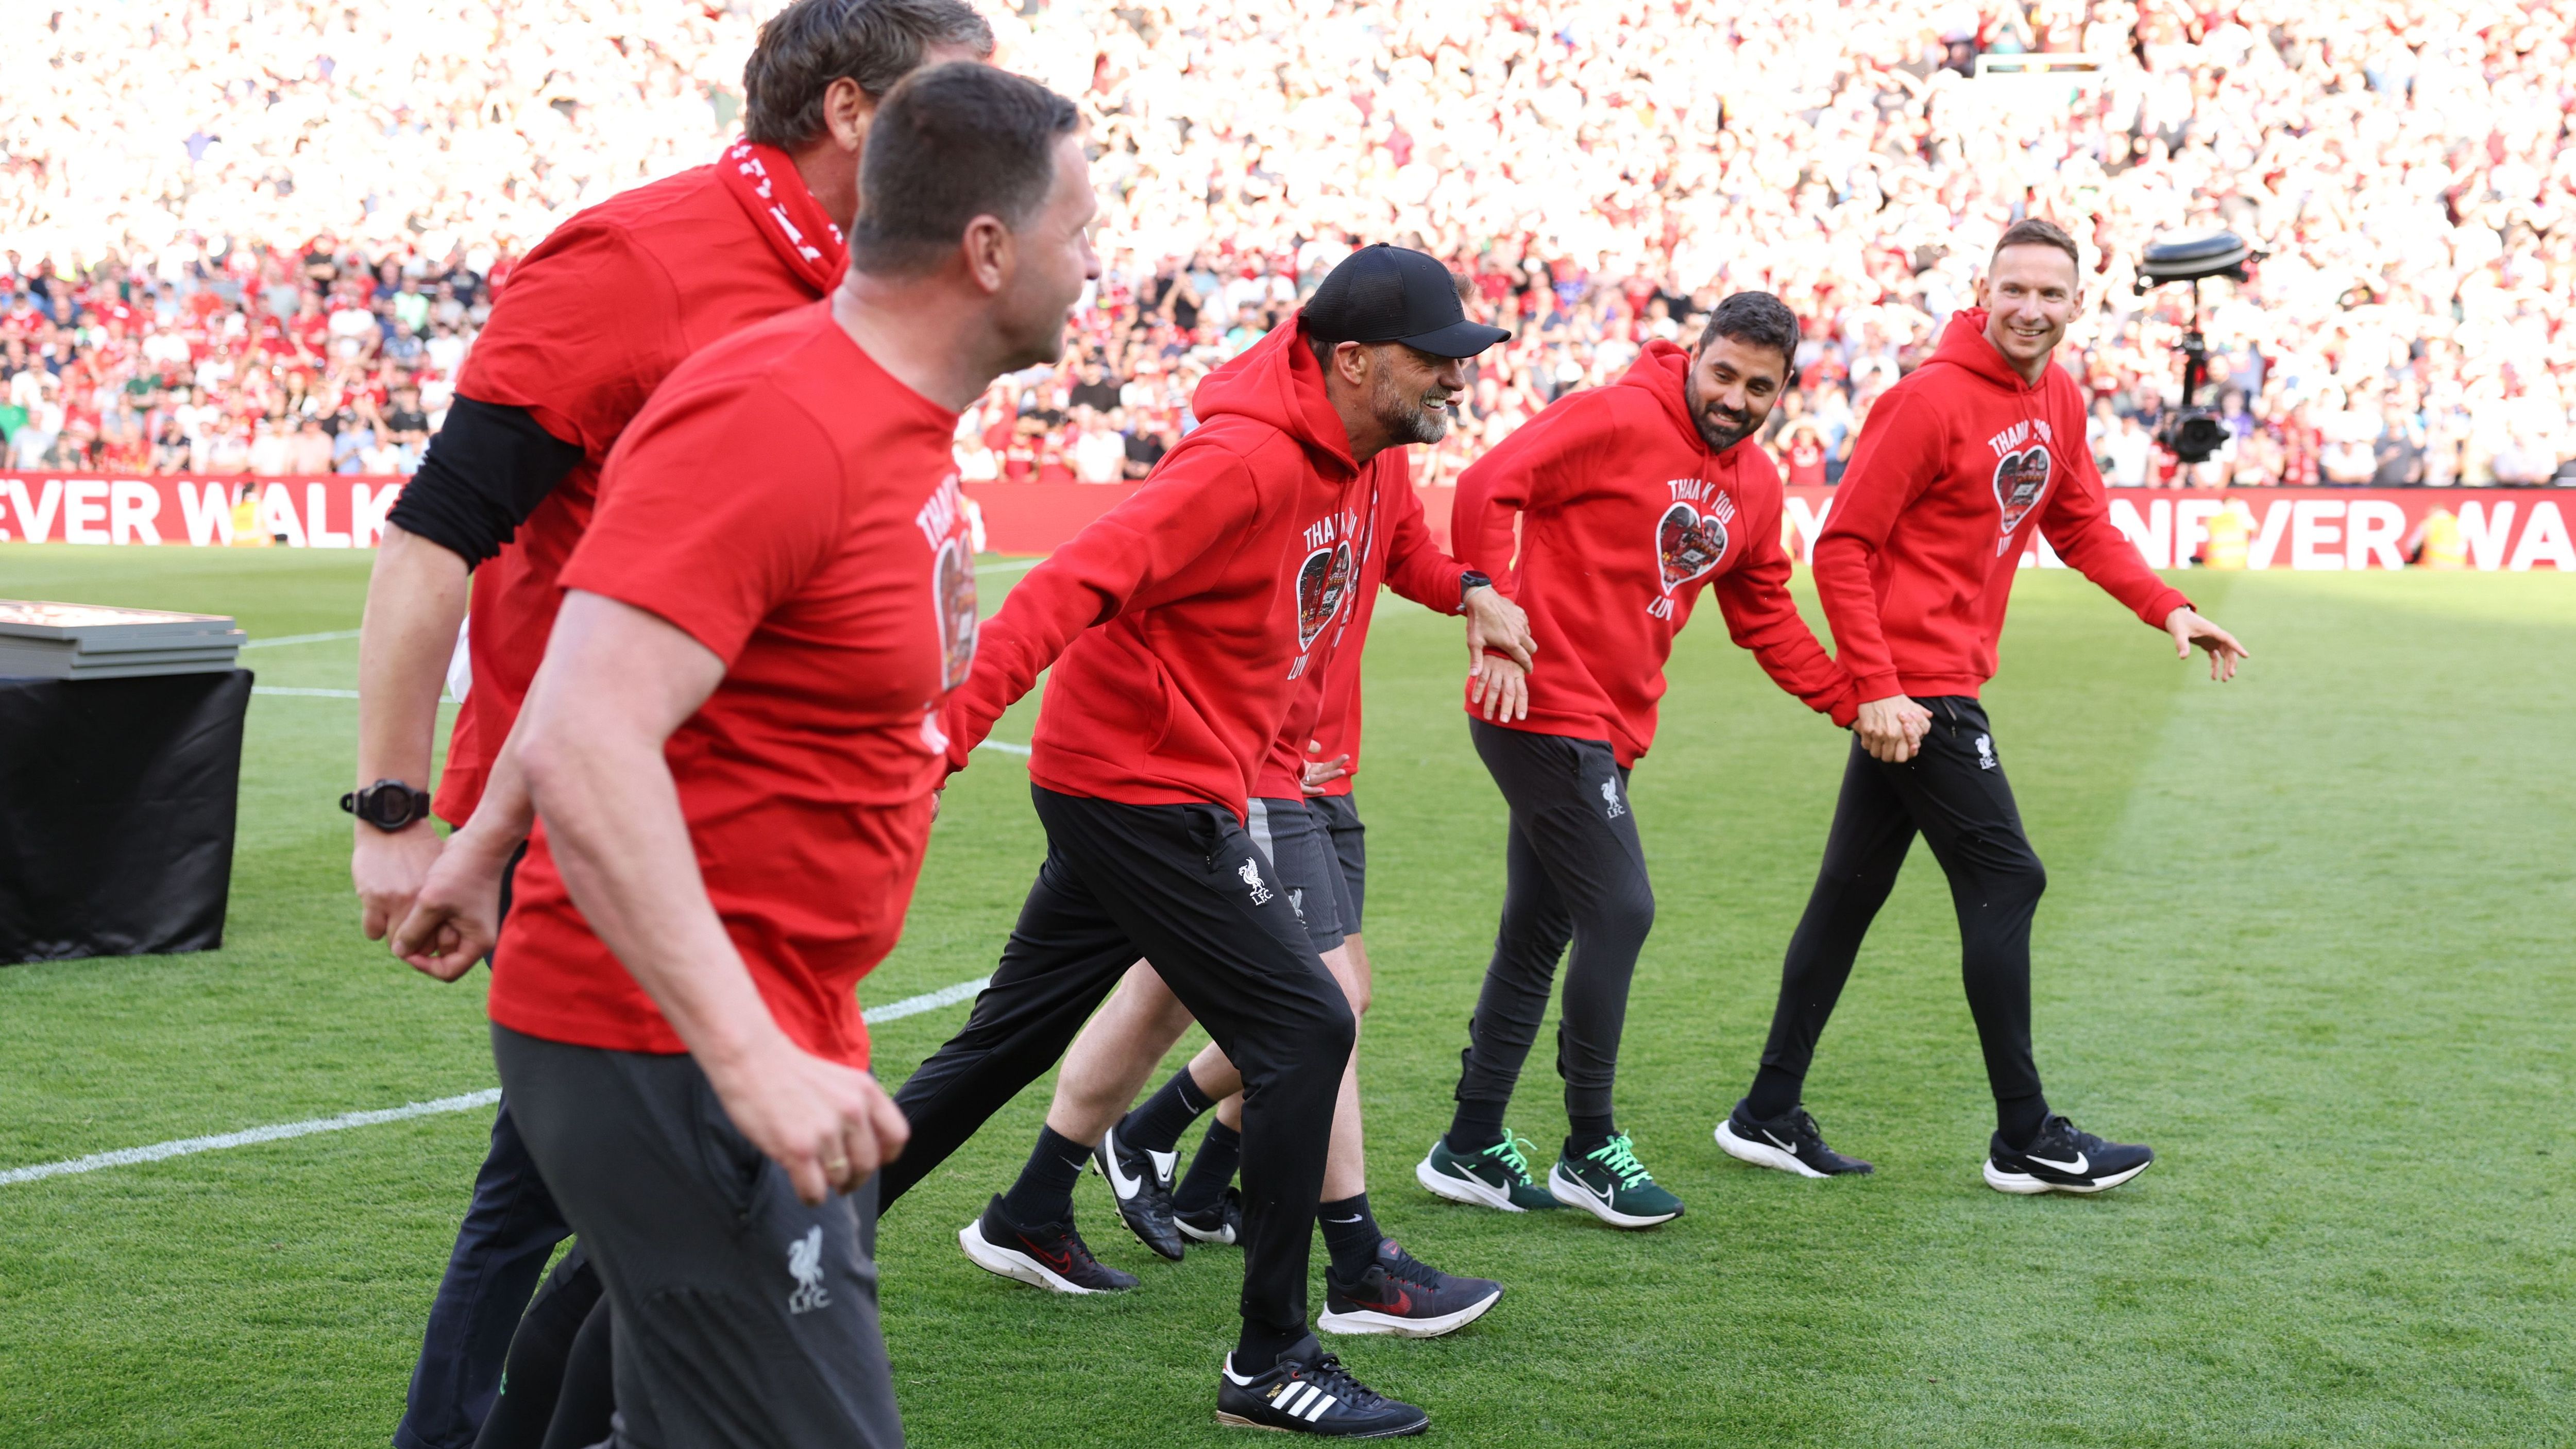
[
  {"xmin": 945, "ymin": 321, "xmax": 1395, "ymax": 816},
  {"xmin": 1452, "ymin": 340, "xmax": 1856, "ymax": 768},
  {"xmin": 1815, "ymin": 310, "xmax": 2191, "ymax": 701},
  {"xmin": 1254, "ymin": 456, "xmax": 1466, "ymax": 799}
]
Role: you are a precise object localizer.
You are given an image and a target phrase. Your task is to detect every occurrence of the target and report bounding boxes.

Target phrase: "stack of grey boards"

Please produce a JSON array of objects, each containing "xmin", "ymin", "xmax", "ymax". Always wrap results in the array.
[{"xmin": 0, "ymin": 601, "xmax": 247, "ymax": 680}]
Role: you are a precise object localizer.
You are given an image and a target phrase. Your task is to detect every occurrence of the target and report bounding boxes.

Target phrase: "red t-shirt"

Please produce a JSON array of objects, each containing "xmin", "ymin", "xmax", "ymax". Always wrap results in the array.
[
  {"xmin": 433, "ymin": 162, "xmax": 837, "ymax": 826},
  {"xmin": 488, "ymin": 305, "xmax": 973, "ymax": 1069}
]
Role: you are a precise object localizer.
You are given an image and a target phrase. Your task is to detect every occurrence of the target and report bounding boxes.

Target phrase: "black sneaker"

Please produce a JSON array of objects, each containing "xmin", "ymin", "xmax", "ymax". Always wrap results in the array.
[
  {"xmin": 957, "ymin": 1195, "xmax": 1140, "ymax": 1294},
  {"xmin": 1985, "ymin": 1115, "xmax": 2153, "ymax": 1195},
  {"xmin": 1216, "ymin": 1334, "xmax": 1428, "ymax": 1437},
  {"xmin": 1318, "ymin": 1238, "xmax": 1502, "ymax": 1339},
  {"xmin": 1715, "ymin": 1099, "xmax": 1874, "ymax": 1178},
  {"xmin": 1094, "ymin": 1120, "xmax": 1185, "ymax": 1261},
  {"xmin": 1176, "ymin": 1185, "xmax": 1244, "ymax": 1246}
]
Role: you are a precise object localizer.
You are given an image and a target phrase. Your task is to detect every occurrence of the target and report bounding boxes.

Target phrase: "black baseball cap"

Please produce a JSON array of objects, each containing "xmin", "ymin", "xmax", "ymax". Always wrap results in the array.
[{"xmin": 1300, "ymin": 244, "xmax": 1511, "ymax": 359}]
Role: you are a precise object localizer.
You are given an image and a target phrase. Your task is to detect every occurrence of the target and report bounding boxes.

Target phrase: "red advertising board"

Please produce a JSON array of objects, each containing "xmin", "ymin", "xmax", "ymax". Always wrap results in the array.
[
  {"xmin": 0, "ymin": 473, "xmax": 403, "ymax": 549},
  {"xmin": 4, "ymin": 472, "xmax": 2569, "ymax": 571}
]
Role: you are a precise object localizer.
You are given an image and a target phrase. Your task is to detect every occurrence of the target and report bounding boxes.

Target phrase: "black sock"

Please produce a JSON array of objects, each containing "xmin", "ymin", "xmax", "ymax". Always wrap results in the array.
[
  {"xmin": 1568, "ymin": 1110, "xmax": 1617, "ymax": 1141},
  {"xmin": 1445, "ymin": 1100, "xmax": 1507, "ymax": 1156},
  {"xmin": 1173, "ymin": 1120, "xmax": 1241, "ymax": 1215},
  {"xmin": 1746, "ymin": 1066, "xmax": 1803, "ymax": 1123},
  {"xmin": 1234, "ymin": 1320, "xmax": 1307, "ymax": 1374},
  {"xmin": 1563, "ymin": 1126, "xmax": 1618, "ymax": 1161},
  {"xmin": 1000, "ymin": 1125, "xmax": 1091, "ymax": 1228},
  {"xmin": 1124, "ymin": 1066, "xmax": 1216, "ymax": 1155},
  {"xmin": 1317, "ymin": 1193, "xmax": 1382, "ymax": 1282},
  {"xmin": 1996, "ymin": 1095, "xmax": 2049, "ymax": 1150}
]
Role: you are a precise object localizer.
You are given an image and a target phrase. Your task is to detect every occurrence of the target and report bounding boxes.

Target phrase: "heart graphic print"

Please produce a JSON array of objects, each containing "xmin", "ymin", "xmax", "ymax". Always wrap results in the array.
[
  {"xmin": 1992, "ymin": 446, "xmax": 2052, "ymax": 553},
  {"xmin": 1655, "ymin": 495, "xmax": 1734, "ymax": 592},
  {"xmin": 1297, "ymin": 541, "xmax": 1353, "ymax": 649}
]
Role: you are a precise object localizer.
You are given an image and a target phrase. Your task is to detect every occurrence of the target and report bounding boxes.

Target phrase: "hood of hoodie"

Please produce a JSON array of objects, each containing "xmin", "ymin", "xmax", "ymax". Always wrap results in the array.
[
  {"xmin": 1619, "ymin": 339, "xmax": 1710, "ymax": 456},
  {"xmin": 1188, "ymin": 312, "xmax": 1359, "ymax": 478},
  {"xmin": 1927, "ymin": 308, "xmax": 2052, "ymax": 394}
]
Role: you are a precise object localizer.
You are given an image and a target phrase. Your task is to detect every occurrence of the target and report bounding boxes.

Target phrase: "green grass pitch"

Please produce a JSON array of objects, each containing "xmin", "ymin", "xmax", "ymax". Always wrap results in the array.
[{"xmin": 1, "ymin": 538, "xmax": 2568, "ymax": 1446}]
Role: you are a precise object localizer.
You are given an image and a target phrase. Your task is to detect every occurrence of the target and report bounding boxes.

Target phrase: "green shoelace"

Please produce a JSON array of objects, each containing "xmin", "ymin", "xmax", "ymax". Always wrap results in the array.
[
  {"xmin": 1586, "ymin": 1133, "xmax": 1656, "ymax": 1188},
  {"xmin": 1480, "ymin": 1131, "xmax": 1544, "ymax": 1185}
]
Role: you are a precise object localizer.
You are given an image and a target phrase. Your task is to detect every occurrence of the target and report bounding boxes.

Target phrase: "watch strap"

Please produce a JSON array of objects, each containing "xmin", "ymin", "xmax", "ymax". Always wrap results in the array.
[{"xmin": 342, "ymin": 779, "xmax": 432, "ymax": 831}]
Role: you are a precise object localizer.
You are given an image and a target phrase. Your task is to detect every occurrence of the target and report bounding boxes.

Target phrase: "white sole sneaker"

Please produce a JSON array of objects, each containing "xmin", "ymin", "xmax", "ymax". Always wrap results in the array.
[
  {"xmin": 957, "ymin": 1219, "xmax": 1113, "ymax": 1294},
  {"xmin": 1414, "ymin": 1151, "xmax": 1526, "ymax": 1212},
  {"xmin": 1981, "ymin": 1158, "xmax": 2152, "ymax": 1195},
  {"xmin": 1714, "ymin": 1119, "xmax": 1830, "ymax": 1179},
  {"xmin": 1546, "ymin": 1163, "xmax": 1682, "ymax": 1228},
  {"xmin": 1318, "ymin": 1286, "xmax": 1502, "ymax": 1339}
]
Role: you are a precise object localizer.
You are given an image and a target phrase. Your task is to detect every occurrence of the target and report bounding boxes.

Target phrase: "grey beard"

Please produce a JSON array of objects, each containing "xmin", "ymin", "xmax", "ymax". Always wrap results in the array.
[
  {"xmin": 1392, "ymin": 396, "xmax": 1451, "ymax": 445},
  {"xmin": 1374, "ymin": 373, "xmax": 1452, "ymax": 445}
]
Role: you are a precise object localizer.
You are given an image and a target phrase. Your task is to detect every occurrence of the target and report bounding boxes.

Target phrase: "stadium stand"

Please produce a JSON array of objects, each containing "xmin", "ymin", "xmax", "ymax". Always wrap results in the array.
[{"xmin": 1, "ymin": 0, "xmax": 2570, "ymax": 488}]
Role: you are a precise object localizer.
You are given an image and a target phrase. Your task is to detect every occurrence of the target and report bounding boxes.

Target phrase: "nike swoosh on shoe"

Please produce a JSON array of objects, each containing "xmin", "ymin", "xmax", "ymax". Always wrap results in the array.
[
  {"xmin": 2026, "ymin": 1151, "xmax": 2089, "ymax": 1174},
  {"xmin": 1102, "ymin": 1143, "xmax": 1143, "ymax": 1198}
]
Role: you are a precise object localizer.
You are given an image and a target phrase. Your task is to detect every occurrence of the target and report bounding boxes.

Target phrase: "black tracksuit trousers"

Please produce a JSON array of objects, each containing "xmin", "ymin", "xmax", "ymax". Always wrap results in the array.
[
  {"xmin": 1750, "ymin": 695, "xmax": 2050, "ymax": 1139},
  {"xmin": 884, "ymin": 787, "xmax": 1353, "ymax": 1353},
  {"xmin": 1450, "ymin": 720, "xmax": 1656, "ymax": 1141}
]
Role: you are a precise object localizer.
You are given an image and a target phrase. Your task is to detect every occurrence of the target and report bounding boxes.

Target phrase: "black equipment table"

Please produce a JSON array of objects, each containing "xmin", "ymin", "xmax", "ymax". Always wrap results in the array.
[{"xmin": 0, "ymin": 670, "xmax": 252, "ymax": 964}]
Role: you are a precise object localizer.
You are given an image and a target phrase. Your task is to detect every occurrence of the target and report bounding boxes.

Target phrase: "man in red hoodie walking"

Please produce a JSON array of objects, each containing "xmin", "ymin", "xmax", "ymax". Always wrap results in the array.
[
  {"xmin": 1715, "ymin": 219, "xmax": 2247, "ymax": 1196},
  {"xmin": 893, "ymin": 245, "xmax": 1524, "ymax": 1437},
  {"xmin": 936, "ymin": 468, "xmax": 1510, "ymax": 1345},
  {"xmin": 1418, "ymin": 292, "xmax": 1858, "ymax": 1230}
]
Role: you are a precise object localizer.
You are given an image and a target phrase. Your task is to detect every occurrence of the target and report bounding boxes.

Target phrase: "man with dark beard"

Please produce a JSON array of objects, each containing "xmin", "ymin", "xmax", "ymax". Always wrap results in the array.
[{"xmin": 1415, "ymin": 292, "xmax": 1859, "ymax": 1229}]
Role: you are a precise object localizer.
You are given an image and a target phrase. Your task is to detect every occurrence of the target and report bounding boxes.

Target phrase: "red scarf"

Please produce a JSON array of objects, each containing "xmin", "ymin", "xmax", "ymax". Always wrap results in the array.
[{"xmin": 718, "ymin": 140, "xmax": 848, "ymax": 295}]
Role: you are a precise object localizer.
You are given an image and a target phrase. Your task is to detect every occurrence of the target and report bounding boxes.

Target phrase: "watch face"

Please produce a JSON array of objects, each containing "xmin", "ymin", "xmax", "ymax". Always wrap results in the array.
[{"xmin": 360, "ymin": 785, "xmax": 417, "ymax": 828}]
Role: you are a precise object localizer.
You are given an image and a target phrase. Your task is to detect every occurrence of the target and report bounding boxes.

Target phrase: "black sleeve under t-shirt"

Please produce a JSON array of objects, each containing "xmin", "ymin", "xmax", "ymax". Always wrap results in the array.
[{"xmin": 385, "ymin": 396, "xmax": 587, "ymax": 568}]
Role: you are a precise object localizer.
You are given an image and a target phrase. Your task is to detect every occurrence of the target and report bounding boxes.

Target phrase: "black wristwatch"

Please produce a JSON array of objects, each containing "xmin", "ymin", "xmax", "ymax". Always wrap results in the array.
[
  {"xmin": 1460, "ymin": 570, "xmax": 1493, "ymax": 605},
  {"xmin": 343, "ymin": 779, "xmax": 432, "ymax": 832}
]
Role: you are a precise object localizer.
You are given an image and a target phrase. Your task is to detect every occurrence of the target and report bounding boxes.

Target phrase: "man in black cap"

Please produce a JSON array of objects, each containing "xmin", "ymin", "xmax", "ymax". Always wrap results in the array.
[
  {"xmin": 918, "ymin": 246, "xmax": 1531, "ymax": 1344},
  {"xmin": 881, "ymin": 243, "xmax": 1517, "ymax": 1437}
]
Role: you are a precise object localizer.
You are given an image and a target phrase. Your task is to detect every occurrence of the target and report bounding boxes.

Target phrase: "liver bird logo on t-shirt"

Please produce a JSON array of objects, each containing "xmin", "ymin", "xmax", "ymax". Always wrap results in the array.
[
  {"xmin": 1297, "ymin": 542, "xmax": 1354, "ymax": 649},
  {"xmin": 1992, "ymin": 447, "xmax": 2051, "ymax": 554},
  {"xmin": 1656, "ymin": 492, "xmax": 1735, "ymax": 592}
]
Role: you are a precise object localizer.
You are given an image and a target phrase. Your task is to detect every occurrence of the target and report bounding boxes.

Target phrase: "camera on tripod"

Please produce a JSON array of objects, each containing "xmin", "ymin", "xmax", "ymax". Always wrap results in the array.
[{"xmin": 2134, "ymin": 231, "xmax": 2262, "ymax": 465}]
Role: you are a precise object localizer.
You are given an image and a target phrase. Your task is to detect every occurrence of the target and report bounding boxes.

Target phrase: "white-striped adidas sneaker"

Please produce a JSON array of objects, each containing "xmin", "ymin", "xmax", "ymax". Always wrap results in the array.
[{"xmin": 1215, "ymin": 1335, "xmax": 1427, "ymax": 1437}]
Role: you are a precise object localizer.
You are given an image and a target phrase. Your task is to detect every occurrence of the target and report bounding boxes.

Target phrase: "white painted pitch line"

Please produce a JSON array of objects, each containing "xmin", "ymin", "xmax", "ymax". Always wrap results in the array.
[
  {"xmin": 862, "ymin": 974, "xmax": 990, "ymax": 1024},
  {"xmin": 0, "ymin": 975, "xmax": 992, "ymax": 1187},
  {"xmin": 973, "ymin": 558, "xmax": 1044, "ymax": 576},
  {"xmin": 975, "ymin": 739, "xmax": 1031, "ymax": 757},
  {"xmin": 243, "ymin": 628, "xmax": 364, "ymax": 649},
  {"xmin": 0, "ymin": 1090, "xmax": 505, "ymax": 1186},
  {"xmin": 252, "ymin": 686, "xmax": 361, "ymax": 698}
]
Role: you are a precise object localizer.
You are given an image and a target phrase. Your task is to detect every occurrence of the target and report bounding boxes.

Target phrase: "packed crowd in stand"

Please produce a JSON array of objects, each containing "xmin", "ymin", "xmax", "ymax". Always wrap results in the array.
[{"xmin": 3, "ymin": 0, "xmax": 2571, "ymax": 486}]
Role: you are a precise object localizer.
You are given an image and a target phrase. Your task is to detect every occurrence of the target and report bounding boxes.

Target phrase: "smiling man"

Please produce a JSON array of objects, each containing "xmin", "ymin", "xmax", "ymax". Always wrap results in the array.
[
  {"xmin": 888, "ymin": 243, "xmax": 1521, "ymax": 1438},
  {"xmin": 1417, "ymin": 292, "xmax": 1858, "ymax": 1230},
  {"xmin": 1716, "ymin": 217, "xmax": 2249, "ymax": 1196}
]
